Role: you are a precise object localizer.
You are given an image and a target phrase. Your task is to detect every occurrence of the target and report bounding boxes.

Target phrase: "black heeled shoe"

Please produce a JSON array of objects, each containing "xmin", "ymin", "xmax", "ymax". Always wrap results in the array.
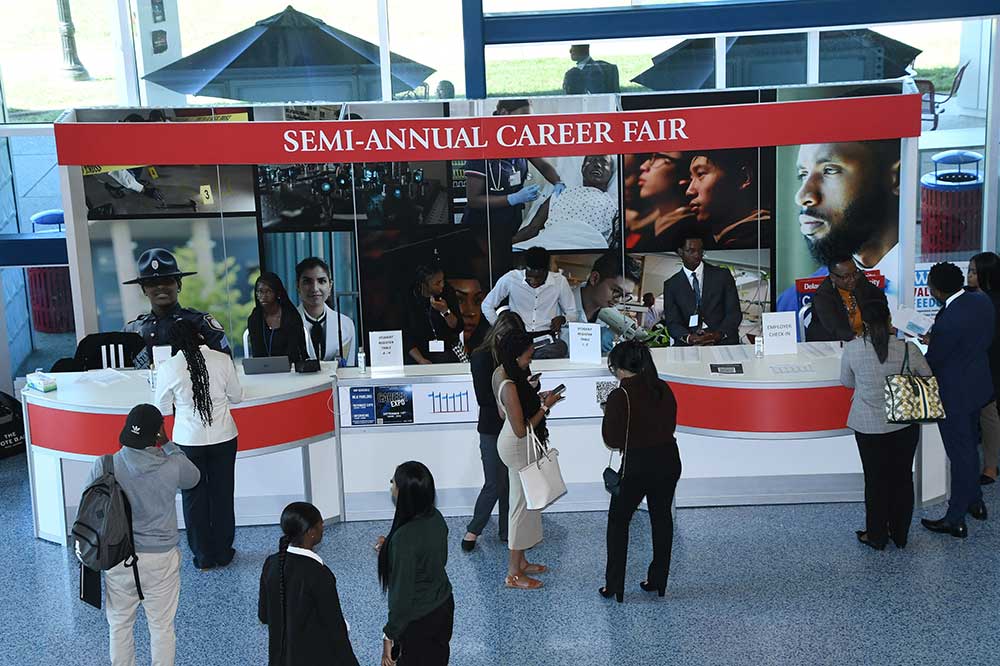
[
  {"xmin": 855, "ymin": 530, "xmax": 886, "ymax": 551},
  {"xmin": 639, "ymin": 580, "xmax": 667, "ymax": 597},
  {"xmin": 598, "ymin": 586, "xmax": 623, "ymax": 603}
]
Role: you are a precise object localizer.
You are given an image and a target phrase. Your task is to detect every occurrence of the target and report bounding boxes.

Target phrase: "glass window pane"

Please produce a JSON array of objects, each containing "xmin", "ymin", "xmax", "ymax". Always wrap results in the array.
[
  {"xmin": 162, "ymin": 1, "xmax": 383, "ymax": 104},
  {"xmin": 724, "ymin": 33, "xmax": 806, "ymax": 88},
  {"xmin": 388, "ymin": 0, "xmax": 465, "ymax": 100},
  {"xmin": 485, "ymin": 36, "xmax": 697, "ymax": 98},
  {"xmin": 0, "ymin": 1, "xmax": 127, "ymax": 122}
]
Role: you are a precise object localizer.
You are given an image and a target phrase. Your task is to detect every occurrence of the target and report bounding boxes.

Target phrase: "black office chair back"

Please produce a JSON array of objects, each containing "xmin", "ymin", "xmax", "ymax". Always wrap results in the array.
[
  {"xmin": 49, "ymin": 357, "xmax": 84, "ymax": 373},
  {"xmin": 74, "ymin": 332, "xmax": 146, "ymax": 370}
]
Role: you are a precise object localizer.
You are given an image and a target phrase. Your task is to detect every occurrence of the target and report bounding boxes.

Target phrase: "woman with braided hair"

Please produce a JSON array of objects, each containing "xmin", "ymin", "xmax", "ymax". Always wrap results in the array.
[
  {"xmin": 259, "ymin": 502, "xmax": 358, "ymax": 666},
  {"xmin": 155, "ymin": 318, "xmax": 243, "ymax": 570},
  {"xmin": 493, "ymin": 331, "xmax": 564, "ymax": 590}
]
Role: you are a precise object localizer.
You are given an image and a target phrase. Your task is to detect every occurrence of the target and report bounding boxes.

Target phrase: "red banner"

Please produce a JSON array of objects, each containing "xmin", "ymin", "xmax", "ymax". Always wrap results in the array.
[{"xmin": 55, "ymin": 94, "xmax": 920, "ymax": 166}]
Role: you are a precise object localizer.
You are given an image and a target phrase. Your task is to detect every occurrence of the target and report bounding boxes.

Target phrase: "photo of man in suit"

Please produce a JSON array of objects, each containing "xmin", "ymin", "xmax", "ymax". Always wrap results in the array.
[
  {"xmin": 922, "ymin": 262, "xmax": 995, "ymax": 538},
  {"xmin": 662, "ymin": 236, "xmax": 742, "ymax": 346}
]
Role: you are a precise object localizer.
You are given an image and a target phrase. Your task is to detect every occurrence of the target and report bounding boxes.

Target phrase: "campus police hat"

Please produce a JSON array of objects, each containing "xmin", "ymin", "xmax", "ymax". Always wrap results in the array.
[
  {"xmin": 123, "ymin": 248, "xmax": 197, "ymax": 284},
  {"xmin": 119, "ymin": 404, "xmax": 164, "ymax": 449}
]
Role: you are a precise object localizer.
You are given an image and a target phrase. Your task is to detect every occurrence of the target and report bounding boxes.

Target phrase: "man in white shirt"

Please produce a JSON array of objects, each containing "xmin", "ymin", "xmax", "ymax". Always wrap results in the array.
[
  {"xmin": 481, "ymin": 246, "xmax": 578, "ymax": 356},
  {"xmin": 295, "ymin": 257, "xmax": 357, "ymax": 366}
]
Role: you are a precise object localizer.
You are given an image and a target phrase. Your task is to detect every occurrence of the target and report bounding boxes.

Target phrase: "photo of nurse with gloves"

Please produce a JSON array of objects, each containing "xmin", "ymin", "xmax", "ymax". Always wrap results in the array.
[{"xmin": 461, "ymin": 99, "xmax": 564, "ymax": 246}]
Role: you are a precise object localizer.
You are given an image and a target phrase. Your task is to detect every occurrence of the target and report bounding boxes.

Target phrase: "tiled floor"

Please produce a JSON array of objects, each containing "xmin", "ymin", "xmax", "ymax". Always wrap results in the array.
[{"xmin": 2, "ymin": 452, "xmax": 999, "ymax": 665}]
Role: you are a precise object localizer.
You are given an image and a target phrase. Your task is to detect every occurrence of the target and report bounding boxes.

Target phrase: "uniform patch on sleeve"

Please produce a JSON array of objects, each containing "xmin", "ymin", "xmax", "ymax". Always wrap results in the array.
[{"xmin": 204, "ymin": 314, "xmax": 225, "ymax": 331}]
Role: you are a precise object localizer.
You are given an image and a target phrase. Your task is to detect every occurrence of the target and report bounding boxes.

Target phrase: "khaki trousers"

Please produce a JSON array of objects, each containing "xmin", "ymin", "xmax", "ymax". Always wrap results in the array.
[{"xmin": 105, "ymin": 547, "xmax": 181, "ymax": 666}]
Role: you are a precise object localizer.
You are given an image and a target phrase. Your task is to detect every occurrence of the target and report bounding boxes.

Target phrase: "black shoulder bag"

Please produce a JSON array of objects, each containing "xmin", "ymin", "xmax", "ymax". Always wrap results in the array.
[{"xmin": 603, "ymin": 387, "xmax": 630, "ymax": 496}]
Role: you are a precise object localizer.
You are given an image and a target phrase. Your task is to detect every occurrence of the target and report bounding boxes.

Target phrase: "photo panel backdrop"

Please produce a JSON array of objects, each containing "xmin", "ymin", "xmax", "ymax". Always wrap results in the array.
[
  {"xmin": 57, "ymin": 86, "xmax": 920, "ymax": 358},
  {"xmin": 772, "ymin": 82, "xmax": 905, "ymax": 340}
]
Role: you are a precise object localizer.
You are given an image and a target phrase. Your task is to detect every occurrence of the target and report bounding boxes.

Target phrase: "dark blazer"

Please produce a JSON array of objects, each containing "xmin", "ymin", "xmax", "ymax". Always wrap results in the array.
[
  {"xmin": 806, "ymin": 276, "xmax": 885, "ymax": 342},
  {"xmin": 258, "ymin": 552, "xmax": 359, "ymax": 666},
  {"xmin": 247, "ymin": 302, "xmax": 307, "ymax": 362},
  {"xmin": 663, "ymin": 262, "xmax": 742, "ymax": 345},
  {"xmin": 925, "ymin": 290, "xmax": 996, "ymax": 415},
  {"xmin": 403, "ymin": 284, "xmax": 464, "ymax": 364},
  {"xmin": 470, "ymin": 347, "xmax": 503, "ymax": 435}
]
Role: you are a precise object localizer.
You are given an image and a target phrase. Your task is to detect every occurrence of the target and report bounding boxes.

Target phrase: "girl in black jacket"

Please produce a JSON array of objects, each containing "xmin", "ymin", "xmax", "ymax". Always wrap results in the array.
[{"xmin": 259, "ymin": 502, "xmax": 358, "ymax": 666}]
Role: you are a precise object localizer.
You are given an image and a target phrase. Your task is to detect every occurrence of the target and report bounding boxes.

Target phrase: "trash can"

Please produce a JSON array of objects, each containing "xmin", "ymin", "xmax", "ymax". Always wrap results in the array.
[
  {"xmin": 920, "ymin": 149, "xmax": 984, "ymax": 254},
  {"xmin": 27, "ymin": 267, "xmax": 74, "ymax": 333}
]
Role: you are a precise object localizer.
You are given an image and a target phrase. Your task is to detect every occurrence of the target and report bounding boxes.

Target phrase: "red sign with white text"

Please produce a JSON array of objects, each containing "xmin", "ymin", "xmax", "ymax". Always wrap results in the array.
[{"xmin": 54, "ymin": 94, "xmax": 920, "ymax": 166}]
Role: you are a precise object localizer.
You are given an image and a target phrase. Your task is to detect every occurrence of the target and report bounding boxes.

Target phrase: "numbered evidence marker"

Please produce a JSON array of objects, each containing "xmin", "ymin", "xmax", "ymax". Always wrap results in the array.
[{"xmin": 200, "ymin": 185, "xmax": 214, "ymax": 205}]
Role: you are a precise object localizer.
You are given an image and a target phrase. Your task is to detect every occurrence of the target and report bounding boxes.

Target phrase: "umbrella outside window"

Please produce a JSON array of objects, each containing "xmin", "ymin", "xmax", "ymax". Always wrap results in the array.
[{"xmin": 143, "ymin": 5, "xmax": 435, "ymax": 103}]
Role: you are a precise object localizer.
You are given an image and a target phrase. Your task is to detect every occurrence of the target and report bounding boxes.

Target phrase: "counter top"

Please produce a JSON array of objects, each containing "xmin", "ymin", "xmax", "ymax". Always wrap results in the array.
[
  {"xmin": 22, "ymin": 363, "xmax": 338, "ymax": 414},
  {"xmin": 336, "ymin": 343, "xmax": 844, "ymax": 390}
]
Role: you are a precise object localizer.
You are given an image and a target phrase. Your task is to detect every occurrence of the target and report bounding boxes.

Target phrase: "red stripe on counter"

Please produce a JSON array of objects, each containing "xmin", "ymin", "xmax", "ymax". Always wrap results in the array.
[{"xmin": 27, "ymin": 389, "xmax": 334, "ymax": 456}]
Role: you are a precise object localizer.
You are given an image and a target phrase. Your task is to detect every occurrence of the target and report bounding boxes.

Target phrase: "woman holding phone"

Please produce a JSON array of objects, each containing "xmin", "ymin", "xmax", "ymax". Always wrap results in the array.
[
  {"xmin": 493, "ymin": 331, "xmax": 564, "ymax": 590},
  {"xmin": 404, "ymin": 263, "xmax": 464, "ymax": 365}
]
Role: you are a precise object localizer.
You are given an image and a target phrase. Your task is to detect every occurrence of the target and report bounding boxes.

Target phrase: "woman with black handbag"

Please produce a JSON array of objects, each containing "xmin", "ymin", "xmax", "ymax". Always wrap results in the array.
[{"xmin": 600, "ymin": 340, "xmax": 680, "ymax": 603}]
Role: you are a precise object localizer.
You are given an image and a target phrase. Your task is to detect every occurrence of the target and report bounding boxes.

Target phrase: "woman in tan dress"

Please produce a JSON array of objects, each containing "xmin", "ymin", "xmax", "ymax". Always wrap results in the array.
[{"xmin": 493, "ymin": 331, "xmax": 563, "ymax": 590}]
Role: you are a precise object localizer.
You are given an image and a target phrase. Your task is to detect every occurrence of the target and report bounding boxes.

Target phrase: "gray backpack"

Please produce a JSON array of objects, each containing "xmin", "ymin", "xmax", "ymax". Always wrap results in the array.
[{"xmin": 72, "ymin": 455, "xmax": 143, "ymax": 599}]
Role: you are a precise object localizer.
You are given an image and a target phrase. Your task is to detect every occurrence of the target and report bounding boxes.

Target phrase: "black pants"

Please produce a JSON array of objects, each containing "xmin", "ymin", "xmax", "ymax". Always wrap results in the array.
[
  {"xmin": 855, "ymin": 425, "xmax": 919, "ymax": 546},
  {"xmin": 397, "ymin": 594, "xmax": 454, "ymax": 666},
  {"xmin": 465, "ymin": 433, "xmax": 509, "ymax": 540},
  {"xmin": 605, "ymin": 447, "xmax": 681, "ymax": 593},
  {"xmin": 939, "ymin": 409, "xmax": 984, "ymax": 525},
  {"xmin": 179, "ymin": 438, "xmax": 237, "ymax": 568}
]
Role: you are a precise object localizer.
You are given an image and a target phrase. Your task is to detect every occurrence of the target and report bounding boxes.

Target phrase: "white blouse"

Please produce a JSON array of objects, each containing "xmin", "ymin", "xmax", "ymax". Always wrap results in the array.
[{"xmin": 155, "ymin": 345, "xmax": 244, "ymax": 446}]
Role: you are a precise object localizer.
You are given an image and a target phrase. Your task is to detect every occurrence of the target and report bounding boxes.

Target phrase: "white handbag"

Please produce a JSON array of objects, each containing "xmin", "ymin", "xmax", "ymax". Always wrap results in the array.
[{"xmin": 518, "ymin": 422, "xmax": 567, "ymax": 511}]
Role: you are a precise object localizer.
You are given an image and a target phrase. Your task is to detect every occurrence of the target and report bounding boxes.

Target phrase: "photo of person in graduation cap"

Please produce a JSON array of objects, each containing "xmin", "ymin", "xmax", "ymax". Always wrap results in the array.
[{"xmin": 123, "ymin": 248, "xmax": 231, "ymax": 369}]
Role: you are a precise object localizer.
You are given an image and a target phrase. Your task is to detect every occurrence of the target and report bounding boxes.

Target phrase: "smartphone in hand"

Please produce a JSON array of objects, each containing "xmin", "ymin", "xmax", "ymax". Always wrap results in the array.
[{"xmin": 552, "ymin": 384, "xmax": 567, "ymax": 395}]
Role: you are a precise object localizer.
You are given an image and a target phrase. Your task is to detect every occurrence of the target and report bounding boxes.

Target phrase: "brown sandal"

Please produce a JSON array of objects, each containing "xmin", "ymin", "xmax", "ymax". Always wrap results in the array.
[
  {"xmin": 521, "ymin": 563, "xmax": 548, "ymax": 575},
  {"xmin": 505, "ymin": 574, "xmax": 543, "ymax": 590}
]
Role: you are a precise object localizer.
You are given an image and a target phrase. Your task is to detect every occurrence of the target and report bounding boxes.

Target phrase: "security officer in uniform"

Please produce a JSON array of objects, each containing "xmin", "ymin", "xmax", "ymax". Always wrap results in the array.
[{"xmin": 123, "ymin": 248, "xmax": 231, "ymax": 369}]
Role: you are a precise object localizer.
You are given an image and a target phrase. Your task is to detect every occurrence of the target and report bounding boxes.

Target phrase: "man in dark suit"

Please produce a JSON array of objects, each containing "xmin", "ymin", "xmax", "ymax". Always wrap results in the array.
[
  {"xmin": 806, "ymin": 257, "xmax": 887, "ymax": 342},
  {"xmin": 663, "ymin": 236, "xmax": 742, "ymax": 346},
  {"xmin": 922, "ymin": 262, "xmax": 996, "ymax": 538}
]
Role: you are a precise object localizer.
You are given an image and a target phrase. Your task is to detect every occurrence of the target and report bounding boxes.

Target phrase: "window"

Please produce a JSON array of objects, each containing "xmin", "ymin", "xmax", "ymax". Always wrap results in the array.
[
  {"xmin": 485, "ymin": 36, "xmax": 693, "ymax": 98},
  {"xmin": 724, "ymin": 33, "xmax": 807, "ymax": 88},
  {"xmin": 0, "ymin": 0, "xmax": 129, "ymax": 122},
  {"xmin": 147, "ymin": 1, "xmax": 386, "ymax": 105},
  {"xmin": 388, "ymin": 0, "xmax": 467, "ymax": 100}
]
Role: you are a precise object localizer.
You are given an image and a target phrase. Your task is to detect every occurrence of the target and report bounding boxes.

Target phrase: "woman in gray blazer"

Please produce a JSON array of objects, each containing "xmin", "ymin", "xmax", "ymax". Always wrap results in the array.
[{"xmin": 840, "ymin": 298, "xmax": 931, "ymax": 550}]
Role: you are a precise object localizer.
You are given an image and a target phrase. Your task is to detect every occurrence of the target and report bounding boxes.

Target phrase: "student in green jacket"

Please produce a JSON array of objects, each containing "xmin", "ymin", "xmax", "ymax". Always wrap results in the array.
[{"xmin": 376, "ymin": 461, "xmax": 454, "ymax": 666}]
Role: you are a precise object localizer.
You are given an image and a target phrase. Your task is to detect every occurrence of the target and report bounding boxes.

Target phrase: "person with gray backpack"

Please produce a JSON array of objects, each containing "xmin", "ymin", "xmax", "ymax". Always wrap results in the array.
[{"xmin": 77, "ymin": 404, "xmax": 199, "ymax": 666}]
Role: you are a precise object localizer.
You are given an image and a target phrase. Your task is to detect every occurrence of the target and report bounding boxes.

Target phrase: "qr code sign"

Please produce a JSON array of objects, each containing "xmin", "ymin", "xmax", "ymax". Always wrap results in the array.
[{"xmin": 595, "ymin": 381, "xmax": 618, "ymax": 405}]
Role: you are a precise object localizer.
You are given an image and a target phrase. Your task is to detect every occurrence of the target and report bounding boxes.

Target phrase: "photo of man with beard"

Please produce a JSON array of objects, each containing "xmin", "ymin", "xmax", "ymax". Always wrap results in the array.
[{"xmin": 776, "ymin": 140, "xmax": 901, "ymax": 313}]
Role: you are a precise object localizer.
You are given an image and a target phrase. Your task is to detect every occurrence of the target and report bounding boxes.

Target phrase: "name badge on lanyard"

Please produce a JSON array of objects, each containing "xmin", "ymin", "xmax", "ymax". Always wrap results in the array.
[
  {"xmin": 429, "ymin": 339, "xmax": 445, "ymax": 353},
  {"xmin": 508, "ymin": 171, "xmax": 521, "ymax": 187}
]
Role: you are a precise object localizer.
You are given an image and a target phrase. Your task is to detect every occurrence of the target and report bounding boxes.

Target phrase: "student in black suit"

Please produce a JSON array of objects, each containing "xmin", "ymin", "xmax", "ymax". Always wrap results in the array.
[
  {"xmin": 806, "ymin": 257, "xmax": 886, "ymax": 342},
  {"xmin": 922, "ymin": 262, "xmax": 996, "ymax": 538},
  {"xmin": 662, "ymin": 236, "xmax": 742, "ymax": 346},
  {"xmin": 967, "ymin": 251, "xmax": 1000, "ymax": 484},
  {"xmin": 259, "ymin": 502, "xmax": 359, "ymax": 666}
]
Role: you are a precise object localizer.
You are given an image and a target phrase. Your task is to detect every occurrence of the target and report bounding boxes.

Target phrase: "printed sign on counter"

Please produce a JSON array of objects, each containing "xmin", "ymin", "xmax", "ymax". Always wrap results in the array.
[
  {"xmin": 762, "ymin": 312, "xmax": 798, "ymax": 356},
  {"xmin": 568, "ymin": 323, "xmax": 602, "ymax": 364},
  {"xmin": 369, "ymin": 330, "xmax": 404, "ymax": 369},
  {"xmin": 374, "ymin": 386, "xmax": 414, "ymax": 424},
  {"xmin": 349, "ymin": 387, "xmax": 376, "ymax": 426}
]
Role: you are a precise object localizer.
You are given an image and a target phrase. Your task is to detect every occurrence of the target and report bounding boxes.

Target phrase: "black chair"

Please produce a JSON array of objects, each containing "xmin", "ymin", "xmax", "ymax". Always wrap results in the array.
[
  {"xmin": 49, "ymin": 357, "xmax": 84, "ymax": 373},
  {"xmin": 73, "ymin": 332, "xmax": 146, "ymax": 370}
]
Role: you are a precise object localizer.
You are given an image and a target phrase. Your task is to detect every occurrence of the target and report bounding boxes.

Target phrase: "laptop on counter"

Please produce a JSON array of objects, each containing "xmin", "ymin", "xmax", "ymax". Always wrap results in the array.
[{"xmin": 242, "ymin": 356, "xmax": 291, "ymax": 375}]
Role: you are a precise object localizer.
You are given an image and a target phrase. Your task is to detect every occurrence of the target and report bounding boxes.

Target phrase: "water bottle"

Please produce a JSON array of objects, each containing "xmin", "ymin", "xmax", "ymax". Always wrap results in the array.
[
  {"xmin": 754, "ymin": 336, "xmax": 764, "ymax": 359},
  {"xmin": 357, "ymin": 348, "xmax": 367, "ymax": 373}
]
